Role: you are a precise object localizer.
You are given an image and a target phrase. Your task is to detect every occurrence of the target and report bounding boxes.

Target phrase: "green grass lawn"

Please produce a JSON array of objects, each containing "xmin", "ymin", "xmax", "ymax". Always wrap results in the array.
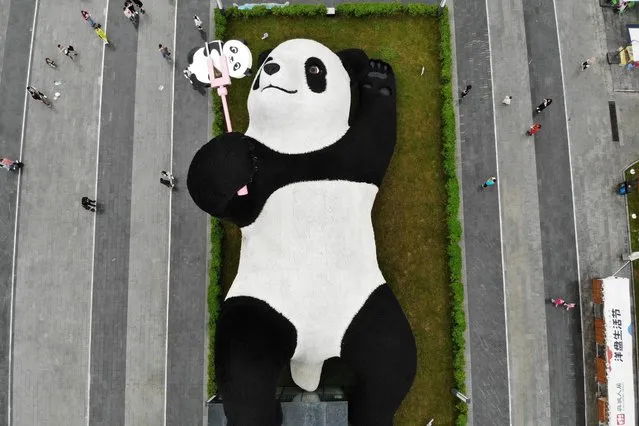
[
  {"xmin": 623, "ymin": 164, "xmax": 639, "ymax": 310},
  {"xmin": 217, "ymin": 13, "xmax": 455, "ymax": 425}
]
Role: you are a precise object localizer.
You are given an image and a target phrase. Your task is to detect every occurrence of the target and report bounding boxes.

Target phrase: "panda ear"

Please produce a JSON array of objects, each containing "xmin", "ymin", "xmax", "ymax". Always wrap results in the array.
[
  {"xmin": 337, "ymin": 49, "xmax": 369, "ymax": 79},
  {"xmin": 257, "ymin": 49, "xmax": 273, "ymax": 68}
]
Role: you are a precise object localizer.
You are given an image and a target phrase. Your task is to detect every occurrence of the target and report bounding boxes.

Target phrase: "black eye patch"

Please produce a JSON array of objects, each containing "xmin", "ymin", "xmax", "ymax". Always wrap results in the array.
[
  {"xmin": 305, "ymin": 57, "xmax": 326, "ymax": 93},
  {"xmin": 252, "ymin": 57, "xmax": 273, "ymax": 91}
]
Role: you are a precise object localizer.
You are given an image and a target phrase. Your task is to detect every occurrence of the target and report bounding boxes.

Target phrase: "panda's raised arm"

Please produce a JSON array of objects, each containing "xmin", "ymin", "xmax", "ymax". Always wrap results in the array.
[
  {"xmin": 187, "ymin": 132, "xmax": 258, "ymax": 218},
  {"xmin": 350, "ymin": 59, "xmax": 397, "ymax": 140}
]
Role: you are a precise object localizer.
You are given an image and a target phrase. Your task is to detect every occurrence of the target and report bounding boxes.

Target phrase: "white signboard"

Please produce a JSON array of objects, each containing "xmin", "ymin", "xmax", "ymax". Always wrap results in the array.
[
  {"xmin": 602, "ymin": 276, "xmax": 635, "ymax": 426},
  {"xmin": 627, "ymin": 26, "xmax": 639, "ymax": 60}
]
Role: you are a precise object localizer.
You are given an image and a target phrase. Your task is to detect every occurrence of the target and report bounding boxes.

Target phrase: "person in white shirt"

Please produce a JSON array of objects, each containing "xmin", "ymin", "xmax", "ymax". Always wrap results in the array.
[{"xmin": 194, "ymin": 15, "xmax": 203, "ymax": 31}]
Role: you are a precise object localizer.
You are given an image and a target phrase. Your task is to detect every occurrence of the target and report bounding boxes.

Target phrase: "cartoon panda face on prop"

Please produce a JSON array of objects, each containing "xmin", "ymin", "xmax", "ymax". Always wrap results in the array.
[
  {"xmin": 186, "ymin": 40, "xmax": 252, "ymax": 86},
  {"xmin": 246, "ymin": 39, "xmax": 352, "ymax": 154}
]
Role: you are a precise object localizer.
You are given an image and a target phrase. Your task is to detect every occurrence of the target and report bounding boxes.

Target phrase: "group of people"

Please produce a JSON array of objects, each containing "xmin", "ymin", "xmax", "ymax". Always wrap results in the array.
[
  {"xmin": 8, "ymin": 2, "xmax": 197, "ymax": 214},
  {"xmin": 80, "ymin": 10, "xmax": 109, "ymax": 44},
  {"xmin": 550, "ymin": 298, "xmax": 577, "ymax": 311}
]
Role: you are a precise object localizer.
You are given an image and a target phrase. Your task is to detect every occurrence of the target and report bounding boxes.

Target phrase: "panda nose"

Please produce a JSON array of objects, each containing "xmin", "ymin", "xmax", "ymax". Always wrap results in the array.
[{"xmin": 263, "ymin": 62, "xmax": 280, "ymax": 75}]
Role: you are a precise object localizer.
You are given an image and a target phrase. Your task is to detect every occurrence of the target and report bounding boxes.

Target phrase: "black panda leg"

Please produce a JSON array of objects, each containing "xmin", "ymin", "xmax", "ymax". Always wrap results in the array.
[
  {"xmin": 340, "ymin": 284, "xmax": 417, "ymax": 426},
  {"xmin": 216, "ymin": 296, "xmax": 297, "ymax": 426}
]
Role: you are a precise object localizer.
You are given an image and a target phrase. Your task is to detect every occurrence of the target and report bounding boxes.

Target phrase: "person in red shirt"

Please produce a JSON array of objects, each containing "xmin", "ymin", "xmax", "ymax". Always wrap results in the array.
[{"xmin": 527, "ymin": 123, "xmax": 541, "ymax": 136}]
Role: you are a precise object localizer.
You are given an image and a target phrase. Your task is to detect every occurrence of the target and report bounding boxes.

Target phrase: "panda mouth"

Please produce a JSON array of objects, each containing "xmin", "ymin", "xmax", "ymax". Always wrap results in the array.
[{"xmin": 263, "ymin": 84, "xmax": 298, "ymax": 94}]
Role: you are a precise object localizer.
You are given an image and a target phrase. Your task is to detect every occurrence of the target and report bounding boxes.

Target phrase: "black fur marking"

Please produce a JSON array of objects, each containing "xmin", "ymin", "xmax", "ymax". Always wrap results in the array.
[
  {"xmin": 216, "ymin": 297, "xmax": 297, "ymax": 425},
  {"xmin": 305, "ymin": 57, "xmax": 327, "ymax": 93},
  {"xmin": 341, "ymin": 284, "xmax": 417, "ymax": 426},
  {"xmin": 188, "ymin": 59, "xmax": 397, "ymax": 228},
  {"xmin": 252, "ymin": 70, "xmax": 261, "ymax": 90}
]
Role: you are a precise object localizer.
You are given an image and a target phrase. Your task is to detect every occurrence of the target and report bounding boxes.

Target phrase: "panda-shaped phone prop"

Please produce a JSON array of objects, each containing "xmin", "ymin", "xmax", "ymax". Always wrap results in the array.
[{"xmin": 204, "ymin": 40, "xmax": 252, "ymax": 196}]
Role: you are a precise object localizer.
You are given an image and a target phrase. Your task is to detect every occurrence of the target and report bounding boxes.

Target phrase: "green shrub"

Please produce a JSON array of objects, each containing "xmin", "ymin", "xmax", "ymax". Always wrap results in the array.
[
  {"xmin": 207, "ymin": 218, "xmax": 224, "ymax": 396},
  {"xmin": 438, "ymin": 6, "xmax": 467, "ymax": 411}
]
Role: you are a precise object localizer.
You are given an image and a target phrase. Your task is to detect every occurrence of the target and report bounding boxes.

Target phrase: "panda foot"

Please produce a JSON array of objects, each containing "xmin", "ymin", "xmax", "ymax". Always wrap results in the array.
[{"xmin": 362, "ymin": 60, "xmax": 395, "ymax": 97}]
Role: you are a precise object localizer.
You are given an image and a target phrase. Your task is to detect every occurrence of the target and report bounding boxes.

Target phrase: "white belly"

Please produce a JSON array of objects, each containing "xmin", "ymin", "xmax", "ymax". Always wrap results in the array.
[{"xmin": 227, "ymin": 180, "xmax": 385, "ymax": 389}]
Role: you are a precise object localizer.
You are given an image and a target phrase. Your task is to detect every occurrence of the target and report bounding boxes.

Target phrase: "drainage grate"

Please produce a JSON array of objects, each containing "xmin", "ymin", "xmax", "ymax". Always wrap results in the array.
[{"xmin": 609, "ymin": 101, "xmax": 619, "ymax": 142}]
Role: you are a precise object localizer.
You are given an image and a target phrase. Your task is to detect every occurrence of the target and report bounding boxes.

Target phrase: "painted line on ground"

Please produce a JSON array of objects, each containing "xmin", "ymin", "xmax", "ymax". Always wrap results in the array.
[
  {"xmin": 164, "ymin": 1, "xmax": 179, "ymax": 425},
  {"xmin": 85, "ymin": 2, "xmax": 110, "ymax": 424}
]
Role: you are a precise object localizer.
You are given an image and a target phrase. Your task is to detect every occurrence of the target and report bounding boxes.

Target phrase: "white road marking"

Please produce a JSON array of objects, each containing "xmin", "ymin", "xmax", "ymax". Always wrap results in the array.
[{"xmin": 85, "ymin": 2, "xmax": 110, "ymax": 425}]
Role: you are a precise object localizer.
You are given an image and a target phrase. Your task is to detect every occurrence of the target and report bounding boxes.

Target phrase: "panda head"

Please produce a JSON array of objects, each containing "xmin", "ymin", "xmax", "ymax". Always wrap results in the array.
[
  {"xmin": 246, "ymin": 39, "xmax": 365, "ymax": 154},
  {"xmin": 186, "ymin": 40, "xmax": 253, "ymax": 86},
  {"xmin": 222, "ymin": 40, "xmax": 253, "ymax": 78}
]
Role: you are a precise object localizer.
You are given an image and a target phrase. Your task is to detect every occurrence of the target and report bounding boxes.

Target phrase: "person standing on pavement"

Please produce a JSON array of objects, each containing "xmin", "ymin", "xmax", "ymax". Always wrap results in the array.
[
  {"xmin": 194, "ymin": 15, "xmax": 203, "ymax": 31},
  {"xmin": 81, "ymin": 197, "xmax": 97, "ymax": 212},
  {"xmin": 158, "ymin": 44, "xmax": 171, "ymax": 60},
  {"xmin": 26, "ymin": 86, "xmax": 52, "ymax": 106},
  {"xmin": 527, "ymin": 123, "xmax": 542, "ymax": 136},
  {"xmin": 502, "ymin": 95, "xmax": 512, "ymax": 105},
  {"xmin": 460, "ymin": 84, "xmax": 472, "ymax": 99},
  {"xmin": 581, "ymin": 56, "xmax": 595, "ymax": 70},
  {"xmin": 82, "ymin": 10, "xmax": 97, "ymax": 28},
  {"xmin": 0, "ymin": 158, "xmax": 24, "ymax": 172},
  {"xmin": 58, "ymin": 44, "xmax": 78, "ymax": 60},
  {"xmin": 535, "ymin": 98, "xmax": 552, "ymax": 113},
  {"xmin": 481, "ymin": 177, "xmax": 497, "ymax": 189},
  {"xmin": 160, "ymin": 171, "xmax": 175, "ymax": 188}
]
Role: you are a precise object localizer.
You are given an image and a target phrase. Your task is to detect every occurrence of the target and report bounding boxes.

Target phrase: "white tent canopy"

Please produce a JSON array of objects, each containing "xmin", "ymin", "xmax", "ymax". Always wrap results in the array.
[{"xmin": 602, "ymin": 276, "xmax": 635, "ymax": 426}]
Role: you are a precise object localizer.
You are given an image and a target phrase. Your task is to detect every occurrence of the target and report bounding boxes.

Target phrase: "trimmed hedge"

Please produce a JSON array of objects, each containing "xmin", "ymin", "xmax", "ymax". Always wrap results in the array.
[
  {"xmin": 208, "ymin": 4, "xmax": 466, "ymax": 425},
  {"xmin": 437, "ymin": 8, "xmax": 469, "ymax": 425},
  {"xmin": 207, "ymin": 218, "xmax": 223, "ymax": 396}
]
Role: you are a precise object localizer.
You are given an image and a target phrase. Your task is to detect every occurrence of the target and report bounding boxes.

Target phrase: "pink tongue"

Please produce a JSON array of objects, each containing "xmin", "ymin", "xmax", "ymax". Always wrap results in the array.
[{"xmin": 237, "ymin": 185, "xmax": 248, "ymax": 196}]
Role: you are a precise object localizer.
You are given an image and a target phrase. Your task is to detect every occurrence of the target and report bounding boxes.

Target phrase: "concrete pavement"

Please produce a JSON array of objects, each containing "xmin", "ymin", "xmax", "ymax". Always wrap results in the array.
[
  {"xmin": 0, "ymin": 1, "xmax": 210, "ymax": 425},
  {"xmin": 455, "ymin": 0, "xmax": 639, "ymax": 424}
]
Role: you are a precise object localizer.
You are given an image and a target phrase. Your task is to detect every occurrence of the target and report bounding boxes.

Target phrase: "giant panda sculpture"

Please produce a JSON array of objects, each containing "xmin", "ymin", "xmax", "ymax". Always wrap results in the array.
[{"xmin": 187, "ymin": 39, "xmax": 416, "ymax": 426}]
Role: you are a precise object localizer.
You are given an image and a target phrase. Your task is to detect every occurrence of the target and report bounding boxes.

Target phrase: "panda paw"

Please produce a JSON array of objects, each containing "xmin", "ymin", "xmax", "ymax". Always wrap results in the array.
[{"xmin": 361, "ymin": 60, "xmax": 395, "ymax": 97}]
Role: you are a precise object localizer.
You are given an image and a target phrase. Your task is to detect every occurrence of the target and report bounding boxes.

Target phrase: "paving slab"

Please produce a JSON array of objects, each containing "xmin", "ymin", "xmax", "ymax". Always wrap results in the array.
[
  {"xmin": 485, "ymin": 0, "xmax": 552, "ymax": 423},
  {"xmin": 452, "ymin": 0, "xmax": 511, "ymax": 424},
  {"xmin": 0, "ymin": 0, "xmax": 35, "ymax": 424},
  {"xmin": 9, "ymin": 0, "xmax": 104, "ymax": 424},
  {"xmin": 1, "ymin": 1, "xmax": 210, "ymax": 425}
]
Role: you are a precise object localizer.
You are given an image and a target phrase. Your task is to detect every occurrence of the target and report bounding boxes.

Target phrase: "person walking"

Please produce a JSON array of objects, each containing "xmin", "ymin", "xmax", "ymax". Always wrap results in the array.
[
  {"xmin": 158, "ymin": 44, "xmax": 171, "ymax": 61},
  {"xmin": 526, "ymin": 123, "xmax": 541, "ymax": 136},
  {"xmin": 58, "ymin": 44, "xmax": 78, "ymax": 60},
  {"xmin": 193, "ymin": 15, "xmax": 203, "ymax": 31},
  {"xmin": 481, "ymin": 176, "xmax": 497, "ymax": 189},
  {"xmin": 502, "ymin": 95, "xmax": 512, "ymax": 105},
  {"xmin": 26, "ymin": 86, "xmax": 52, "ymax": 106},
  {"xmin": 45, "ymin": 58, "xmax": 57, "ymax": 68},
  {"xmin": 551, "ymin": 298, "xmax": 565, "ymax": 308},
  {"xmin": 81, "ymin": 196, "xmax": 97, "ymax": 212},
  {"xmin": 460, "ymin": 84, "xmax": 472, "ymax": 99},
  {"xmin": 535, "ymin": 98, "xmax": 552, "ymax": 113},
  {"xmin": 581, "ymin": 56, "xmax": 595, "ymax": 71},
  {"xmin": 183, "ymin": 69, "xmax": 194, "ymax": 85},
  {"xmin": 0, "ymin": 158, "xmax": 24, "ymax": 172},
  {"xmin": 160, "ymin": 171, "xmax": 175, "ymax": 188},
  {"xmin": 131, "ymin": 0, "xmax": 146, "ymax": 13},
  {"xmin": 564, "ymin": 303, "xmax": 576, "ymax": 311}
]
